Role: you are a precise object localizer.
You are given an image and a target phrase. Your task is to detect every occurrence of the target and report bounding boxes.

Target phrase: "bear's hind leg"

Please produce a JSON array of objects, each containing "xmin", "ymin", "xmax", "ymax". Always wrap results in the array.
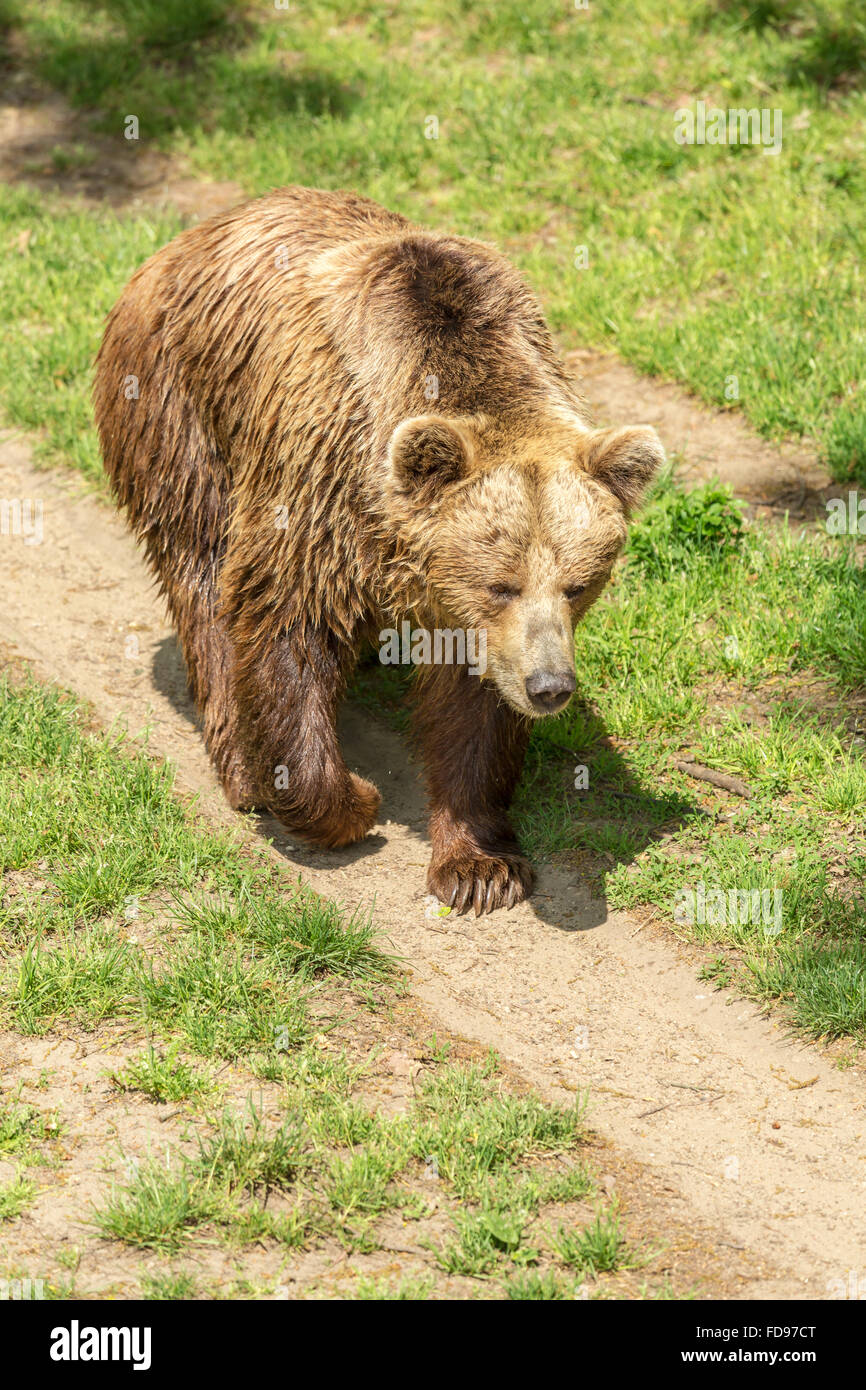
[
  {"xmin": 414, "ymin": 664, "xmax": 533, "ymax": 916},
  {"xmin": 101, "ymin": 372, "xmax": 259, "ymax": 814},
  {"xmin": 173, "ymin": 581, "xmax": 260, "ymax": 812},
  {"xmin": 232, "ymin": 625, "xmax": 380, "ymax": 848}
]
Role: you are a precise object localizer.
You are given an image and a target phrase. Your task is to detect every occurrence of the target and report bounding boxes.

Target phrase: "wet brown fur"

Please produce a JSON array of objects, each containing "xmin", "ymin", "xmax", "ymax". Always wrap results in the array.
[{"xmin": 94, "ymin": 187, "xmax": 661, "ymax": 914}]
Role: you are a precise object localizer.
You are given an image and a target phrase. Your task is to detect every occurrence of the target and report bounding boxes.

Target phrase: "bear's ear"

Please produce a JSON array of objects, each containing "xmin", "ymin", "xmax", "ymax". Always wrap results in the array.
[
  {"xmin": 582, "ymin": 426, "xmax": 664, "ymax": 515},
  {"xmin": 387, "ymin": 416, "xmax": 474, "ymax": 501}
]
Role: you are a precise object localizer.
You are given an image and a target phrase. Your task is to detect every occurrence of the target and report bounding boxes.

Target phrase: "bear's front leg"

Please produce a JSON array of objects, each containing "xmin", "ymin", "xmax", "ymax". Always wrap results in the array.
[
  {"xmin": 414, "ymin": 663, "xmax": 533, "ymax": 916},
  {"xmin": 233, "ymin": 625, "xmax": 380, "ymax": 849}
]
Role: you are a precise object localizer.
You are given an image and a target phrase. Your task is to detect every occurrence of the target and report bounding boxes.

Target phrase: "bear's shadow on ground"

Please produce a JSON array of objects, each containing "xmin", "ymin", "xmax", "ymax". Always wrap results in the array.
[{"xmin": 153, "ymin": 637, "xmax": 698, "ymax": 935}]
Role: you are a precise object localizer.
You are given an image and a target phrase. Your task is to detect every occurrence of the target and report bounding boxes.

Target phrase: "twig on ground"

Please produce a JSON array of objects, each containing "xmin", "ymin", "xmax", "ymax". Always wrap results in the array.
[{"xmin": 675, "ymin": 760, "xmax": 752, "ymax": 799}]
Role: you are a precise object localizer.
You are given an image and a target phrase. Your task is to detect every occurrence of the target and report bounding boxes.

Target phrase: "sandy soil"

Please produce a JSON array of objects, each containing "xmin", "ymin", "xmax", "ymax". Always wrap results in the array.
[{"xmin": 1, "ymin": 430, "xmax": 863, "ymax": 1300}]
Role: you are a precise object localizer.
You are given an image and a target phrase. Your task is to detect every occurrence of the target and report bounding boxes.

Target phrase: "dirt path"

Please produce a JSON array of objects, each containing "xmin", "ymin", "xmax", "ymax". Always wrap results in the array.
[
  {"xmin": 0, "ymin": 89, "xmax": 244, "ymax": 217},
  {"xmin": 1, "ymin": 431, "xmax": 863, "ymax": 1300},
  {"xmin": 565, "ymin": 348, "xmax": 834, "ymax": 513}
]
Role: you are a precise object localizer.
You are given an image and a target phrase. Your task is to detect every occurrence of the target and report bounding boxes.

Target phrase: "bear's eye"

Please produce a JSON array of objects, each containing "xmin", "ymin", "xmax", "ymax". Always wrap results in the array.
[
  {"xmin": 564, "ymin": 585, "xmax": 587, "ymax": 602},
  {"xmin": 489, "ymin": 584, "xmax": 520, "ymax": 603}
]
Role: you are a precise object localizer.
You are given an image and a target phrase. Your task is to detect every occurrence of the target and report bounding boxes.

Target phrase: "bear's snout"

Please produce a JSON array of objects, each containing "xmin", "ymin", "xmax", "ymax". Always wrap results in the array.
[{"xmin": 524, "ymin": 668, "xmax": 576, "ymax": 714}]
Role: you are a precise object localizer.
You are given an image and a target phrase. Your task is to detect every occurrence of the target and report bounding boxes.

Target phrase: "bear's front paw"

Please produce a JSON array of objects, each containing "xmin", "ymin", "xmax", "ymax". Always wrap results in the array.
[{"xmin": 427, "ymin": 851, "xmax": 534, "ymax": 917}]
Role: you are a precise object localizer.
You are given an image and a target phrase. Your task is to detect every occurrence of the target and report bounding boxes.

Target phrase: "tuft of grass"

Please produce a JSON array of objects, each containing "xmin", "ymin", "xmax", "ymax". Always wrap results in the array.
[
  {"xmin": 97, "ymin": 1101, "xmax": 307, "ymax": 1252},
  {"xmin": 551, "ymin": 1206, "xmax": 631, "ymax": 1275},
  {"xmin": 411, "ymin": 1062, "xmax": 588, "ymax": 1201},
  {"xmin": 825, "ymin": 401, "xmax": 866, "ymax": 482},
  {"xmin": 109, "ymin": 1046, "xmax": 214, "ymax": 1104},
  {"xmin": 324, "ymin": 1142, "xmax": 411, "ymax": 1248},
  {"xmin": 10, "ymin": 928, "xmax": 142, "ymax": 1032},
  {"xmin": 747, "ymin": 941, "xmax": 866, "ymax": 1038},
  {"xmin": 503, "ymin": 1270, "xmax": 575, "ymax": 1300},
  {"xmin": 94, "ymin": 1161, "xmax": 217, "ymax": 1253},
  {"xmin": 626, "ymin": 476, "xmax": 745, "ymax": 581},
  {"xmin": 349, "ymin": 1274, "xmax": 435, "ymax": 1301},
  {"xmin": 140, "ymin": 1271, "xmax": 199, "ymax": 1300},
  {"xmin": 0, "ymin": 1172, "xmax": 37, "ymax": 1221},
  {"xmin": 175, "ymin": 889, "xmax": 394, "ymax": 983},
  {"xmin": 196, "ymin": 1104, "xmax": 304, "ymax": 1196},
  {"xmin": 135, "ymin": 937, "xmax": 311, "ymax": 1060},
  {"xmin": 432, "ymin": 1205, "xmax": 538, "ymax": 1277},
  {"xmin": 0, "ymin": 1089, "xmax": 61, "ymax": 1158}
]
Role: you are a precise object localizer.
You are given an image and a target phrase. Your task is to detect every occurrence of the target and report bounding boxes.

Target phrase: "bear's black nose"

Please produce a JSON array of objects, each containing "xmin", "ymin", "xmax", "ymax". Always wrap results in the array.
[{"xmin": 525, "ymin": 669, "xmax": 576, "ymax": 712}]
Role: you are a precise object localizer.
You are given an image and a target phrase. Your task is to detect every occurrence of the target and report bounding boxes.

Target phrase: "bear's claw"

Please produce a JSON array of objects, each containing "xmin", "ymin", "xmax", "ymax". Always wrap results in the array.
[{"xmin": 429, "ymin": 851, "xmax": 534, "ymax": 917}]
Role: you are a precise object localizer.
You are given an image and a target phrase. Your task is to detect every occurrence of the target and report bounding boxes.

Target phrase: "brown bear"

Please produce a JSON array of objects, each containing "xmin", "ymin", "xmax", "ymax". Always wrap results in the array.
[{"xmin": 93, "ymin": 186, "xmax": 663, "ymax": 916}]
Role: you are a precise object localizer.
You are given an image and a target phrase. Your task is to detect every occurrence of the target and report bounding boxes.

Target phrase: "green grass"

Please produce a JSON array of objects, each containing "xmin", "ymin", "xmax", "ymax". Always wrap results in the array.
[
  {"xmin": 92, "ymin": 1057, "xmax": 606, "ymax": 1285},
  {"xmin": 0, "ymin": 676, "xmax": 394, "ymax": 1056},
  {"xmin": 174, "ymin": 891, "xmax": 391, "ymax": 984},
  {"xmin": 0, "ymin": 1086, "xmax": 63, "ymax": 1225},
  {"xmin": 0, "ymin": 677, "xmax": 236, "ymax": 903},
  {"xmin": 0, "ymin": 1172, "xmax": 37, "ymax": 1221},
  {"xmin": 141, "ymin": 1271, "xmax": 200, "ymax": 1301},
  {"xmin": 0, "ymin": 0, "xmax": 863, "ymax": 478},
  {"xmin": 349, "ymin": 1273, "xmax": 436, "ymax": 1300},
  {"xmin": 551, "ymin": 1206, "xmax": 632, "ymax": 1275},
  {"xmin": 0, "ymin": 1087, "xmax": 61, "ymax": 1158},
  {"xmin": 109, "ymin": 1045, "xmax": 215, "ymax": 1104},
  {"xmin": 0, "ymin": 190, "xmax": 182, "ymax": 482},
  {"xmin": 410, "ymin": 1058, "xmax": 589, "ymax": 1201},
  {"xmin": 94, "ymin": 1160, "xmax": 220, "ymax": 1253},
  {"xmin": 0, "ymin": 673, "xmax": 676, "ymax": 1298},
  {"xmin": 196, "ymin": 1103, "xmax": 304, "ymax": 1196},
  {"xmin": 749, "ymin": 941, "xmax": 866, "ymax": 1037}
]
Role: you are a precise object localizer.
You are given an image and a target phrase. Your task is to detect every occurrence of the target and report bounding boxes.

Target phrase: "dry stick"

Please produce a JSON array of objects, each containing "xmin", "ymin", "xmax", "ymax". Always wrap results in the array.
[
  {"xmin": 665, "ymin": 1081, "xmax": 725, "ymax": 1095},
  {"xmin": 675, "ymin": 760, "xmax": 753, "ymax": 799},
  {"xmin": 637, "ymin": 1101, "xmax": 678, "ymax": 1119}
]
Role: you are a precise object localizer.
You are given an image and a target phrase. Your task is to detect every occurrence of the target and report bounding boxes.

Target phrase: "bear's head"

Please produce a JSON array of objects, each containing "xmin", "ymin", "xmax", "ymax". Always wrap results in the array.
[{"xmin": 385, "ymin": 412, "xmax": 663, "ymax": 718}]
